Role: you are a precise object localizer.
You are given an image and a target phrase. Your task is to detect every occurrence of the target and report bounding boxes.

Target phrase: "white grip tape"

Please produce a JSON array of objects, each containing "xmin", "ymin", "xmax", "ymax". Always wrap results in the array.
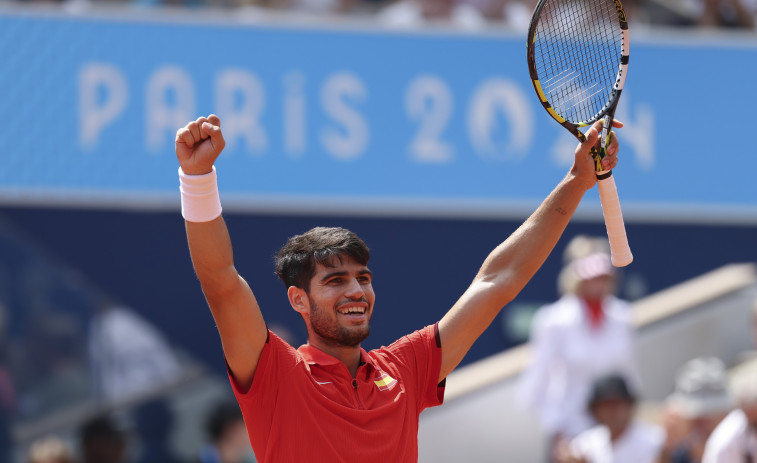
[
  {"xmin": 179, "ymin": 166, "xmax": 222, "ymax": 222},
  {"xmin": 597, "ymin": 174, "xmax": 633, "ymax": 267}
]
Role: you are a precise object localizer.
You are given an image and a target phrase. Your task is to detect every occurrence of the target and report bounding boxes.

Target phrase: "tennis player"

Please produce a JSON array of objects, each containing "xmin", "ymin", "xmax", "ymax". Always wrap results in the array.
[{"xmin": 175, "ymin": 114, "xmax": 621, "ymax": 462}]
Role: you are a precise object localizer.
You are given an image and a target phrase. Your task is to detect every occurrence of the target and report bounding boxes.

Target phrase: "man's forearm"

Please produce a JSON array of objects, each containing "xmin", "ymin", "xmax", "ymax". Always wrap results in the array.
[
  {"xmin": 185, "ymin": 216, "xmax": 238, "ymax": 292},
  {"xmin": 438, "ymin": 173, "xmax": 589, "ymax": 380},
  {"xmin": 477, "ymin": 173, "xmax": 587, "ymax": 301}
]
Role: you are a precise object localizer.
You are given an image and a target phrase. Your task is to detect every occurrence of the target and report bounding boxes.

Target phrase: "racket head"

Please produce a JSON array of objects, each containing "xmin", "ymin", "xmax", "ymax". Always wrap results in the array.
[{"xmin": 526, "ymin": 0, "xmax": 629, "ymax": 141}]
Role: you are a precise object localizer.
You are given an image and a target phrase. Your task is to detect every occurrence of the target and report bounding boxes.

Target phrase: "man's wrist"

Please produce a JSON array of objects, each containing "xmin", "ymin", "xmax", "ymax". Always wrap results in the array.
[{"xmin": 179, "ymin": 166, "xmax": 222, "ymax": 222}]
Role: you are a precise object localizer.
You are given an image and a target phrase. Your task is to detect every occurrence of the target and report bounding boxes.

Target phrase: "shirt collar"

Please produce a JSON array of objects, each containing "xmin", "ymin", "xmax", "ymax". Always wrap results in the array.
[{"xmin": 298, "ymin": 343, "xmax": 373, "ymax": 370}]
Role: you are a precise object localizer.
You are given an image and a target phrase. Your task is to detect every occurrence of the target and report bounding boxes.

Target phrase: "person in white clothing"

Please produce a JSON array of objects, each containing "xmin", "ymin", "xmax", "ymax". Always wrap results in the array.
[
  {"xmin": 555, "ymin": 374, "xmax": 664, "ymax": 463},
  {"xmin": 88, "ymin": 304, "xmax": 182, "ymax": 403},
  {"xmin": 376, "ymin": 0, "xmax": 487, "ymax": 29},
  {"xmin": 519, "ymin": 236, "xmax": 641, "ymax": 453},
  {"xmin": 702, "ymin": 365, "xmax": 757, "ymax": 462}
]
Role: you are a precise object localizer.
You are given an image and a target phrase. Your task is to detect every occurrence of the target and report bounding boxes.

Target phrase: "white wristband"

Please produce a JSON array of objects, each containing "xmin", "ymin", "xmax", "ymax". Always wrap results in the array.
[{"xmin": 179, "ymin": 166, "xmax": 222, "ymax": 222}]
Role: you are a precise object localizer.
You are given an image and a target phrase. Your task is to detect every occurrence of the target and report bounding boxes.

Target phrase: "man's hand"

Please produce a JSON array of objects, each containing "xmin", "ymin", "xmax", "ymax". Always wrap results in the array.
[
  {"xmin": 571, "ymin": 119, "xmax": 622, "ymax": 191},
  {"xmin": 175, "ymin": 114, "xmax": 226, "ymax": 175}
]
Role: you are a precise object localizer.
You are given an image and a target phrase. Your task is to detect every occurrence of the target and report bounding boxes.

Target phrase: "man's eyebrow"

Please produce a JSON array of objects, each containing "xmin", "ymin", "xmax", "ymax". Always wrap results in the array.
[
  {"xmin": 320, "ymin": 269, "xmax": 372, "ymax": 282},
  {"xmin": 320, "ymin": 270, "xmax": 347, "ymax": 282}
]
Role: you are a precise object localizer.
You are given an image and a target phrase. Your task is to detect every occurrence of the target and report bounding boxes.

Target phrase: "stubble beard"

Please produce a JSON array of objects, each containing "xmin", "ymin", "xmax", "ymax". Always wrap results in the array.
[{"xmin": 309, "ymin": 298, "xmax": 371, "ymax": 348}]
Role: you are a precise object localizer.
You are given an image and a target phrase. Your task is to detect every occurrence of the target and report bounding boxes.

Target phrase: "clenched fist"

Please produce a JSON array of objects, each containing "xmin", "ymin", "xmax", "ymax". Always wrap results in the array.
[{"xmin": 175, "ymin": 114, "xmax": 226, "ymax": 175}]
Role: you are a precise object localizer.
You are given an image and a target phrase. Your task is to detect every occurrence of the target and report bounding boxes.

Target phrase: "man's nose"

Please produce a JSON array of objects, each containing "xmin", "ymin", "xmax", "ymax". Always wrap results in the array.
[{"xmin": 344, "ymin": 278, "xmax": 365, "ymax": 298}]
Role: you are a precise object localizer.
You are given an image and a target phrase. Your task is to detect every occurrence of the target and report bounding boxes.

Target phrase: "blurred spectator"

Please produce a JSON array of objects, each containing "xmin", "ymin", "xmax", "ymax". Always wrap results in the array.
[
  {"xmin": 232, "ymin": 0, "xmax": 358, "ymax": 17},
  {"xmin": 618, "ymin": 0, "xmax": 647, "ymax": 25},
  {"xmin": 467, "ymin": 0, "xmax": 533, "ymax": 27},
  {"xmin": 0, "ymin": 303, "xmax": 15, "ymax": 463},
  {"xmin": 498, "ymin": 0, "xmax": 535, "ymax": 28},
  {"xmin": 658, "ymin": 357, "xmax": 733, "ymax": 463},
  {"xmin": 197, "ymin": 401, "xmax": 255, "ymax": 463},
  {"xmin": 377, "ymin": 0, "xmax": 487, "ymax": 29},
  {"xmin": 16, "ymin": 310, "xmax": 89, "ymax": 418},
  {"xmin": 88, "ymin": 302, "xmax": 182, "ymax": 405},
  {"xmin": 79, "ymin": 414, "xmax": 129, "ymax": 463},
  {"xmin": 133, "ymin": 397, "xmax": 185, "ymax": 463},
  {"xmin": 0, "ymin": 397, "xmax": 10, "ymax": 463},
  {"xmin": 650, "ymin": 0, "xmax": 757, "ymax": 28},
  {"xmin": 287, "ymin": 0, "xmax": 358, "ymax": 15},
  {"xmin": 701, "ymin": 365, "xmax": 757, "ymax": 462},
  {"xmin": 518, "ymin": 235, "xmax": 641, "ymax": 458},
  {"xmin": 554, "ymin": 374, "xmax": 664, "ymax": 463},
  {"xmin": 687, "ymin": 0, "xmax": 756, "ymax": 28},
  {"xmin": 26, "ymin": 435, "xmax": 76, "ymax": 463}
]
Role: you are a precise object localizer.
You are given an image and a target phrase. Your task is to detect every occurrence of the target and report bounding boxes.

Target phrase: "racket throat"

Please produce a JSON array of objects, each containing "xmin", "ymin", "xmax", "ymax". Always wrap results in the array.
[{"xmin": 596, "ymin": 171, "xmax": 613, "ymax": 180}]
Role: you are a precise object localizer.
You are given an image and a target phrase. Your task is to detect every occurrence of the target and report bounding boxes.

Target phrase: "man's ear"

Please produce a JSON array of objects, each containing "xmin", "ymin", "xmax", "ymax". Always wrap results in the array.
[{"xmin": 288, "ymin": 286, "xmax": 309, "ymax": 315}]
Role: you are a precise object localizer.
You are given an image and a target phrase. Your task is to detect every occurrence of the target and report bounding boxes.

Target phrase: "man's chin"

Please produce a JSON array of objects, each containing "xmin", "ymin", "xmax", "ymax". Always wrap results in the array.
[{"xmin": 338, "ymin": 325, "xmax": 370, "ymax": 347}]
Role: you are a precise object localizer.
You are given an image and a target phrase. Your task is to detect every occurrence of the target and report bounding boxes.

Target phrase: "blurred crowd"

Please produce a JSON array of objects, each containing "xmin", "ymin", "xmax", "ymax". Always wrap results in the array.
[
  {"xmin": 0, "ymin": 294, "xmax": 256, "ymax": 463},
  {"xmin": 517, "ymin": 235, "xmax": 757, "ymax": 463},
  {"xmin": 0, "ymin": 218, "xmax": 257, "ymax": 463},
  {"xmin": 4, "ymin": 0, "xmax": 757, "ymax": 31},
  {"xmin": 17, "ymin": 398, "xmax": 255, "ymax": 463}
]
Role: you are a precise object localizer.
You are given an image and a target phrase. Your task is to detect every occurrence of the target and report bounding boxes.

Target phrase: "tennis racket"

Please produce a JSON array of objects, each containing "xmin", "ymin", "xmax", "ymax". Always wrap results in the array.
[{"xmin": 527, "ymin": 0, "xmax": 632, "ymax": 267}]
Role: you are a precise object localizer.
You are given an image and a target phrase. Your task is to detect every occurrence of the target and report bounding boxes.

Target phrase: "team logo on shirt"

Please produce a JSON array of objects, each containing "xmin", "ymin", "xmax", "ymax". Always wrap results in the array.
[{"xmin": 373, "ymin": 371, "xmax": 398, "ymax": 391}]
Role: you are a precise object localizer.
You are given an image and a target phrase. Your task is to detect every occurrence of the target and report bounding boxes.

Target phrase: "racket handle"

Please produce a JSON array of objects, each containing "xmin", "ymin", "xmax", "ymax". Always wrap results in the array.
[{"xmin": 597, "ymin": 173, "xmax": 633, "ymax": 267}]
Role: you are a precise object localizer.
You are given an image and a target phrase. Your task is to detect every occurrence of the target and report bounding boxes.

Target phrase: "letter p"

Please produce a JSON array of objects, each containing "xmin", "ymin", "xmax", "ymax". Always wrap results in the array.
[{"xmin": 78, "ymin": 62, "xmax": 128, "ymax": 151}]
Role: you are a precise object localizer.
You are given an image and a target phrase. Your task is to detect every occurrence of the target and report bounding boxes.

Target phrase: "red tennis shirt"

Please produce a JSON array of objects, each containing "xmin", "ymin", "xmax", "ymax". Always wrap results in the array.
[{"xmin": 228, "ymin": 323, "xmax": 445, "ymax": 462}]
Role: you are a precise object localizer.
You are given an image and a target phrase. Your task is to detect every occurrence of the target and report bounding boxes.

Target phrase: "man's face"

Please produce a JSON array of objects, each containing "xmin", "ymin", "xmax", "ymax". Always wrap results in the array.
[
  {"xmin": 577, "ymin": 274, "xmax": 615, "ymax": 301},
  {"xmin": 591, "ymin": 398, "xmax": 634, "ymax": 438},
  {"xmin": 305, "ymin": 255, "xmax": 375, "ymax": 348}
]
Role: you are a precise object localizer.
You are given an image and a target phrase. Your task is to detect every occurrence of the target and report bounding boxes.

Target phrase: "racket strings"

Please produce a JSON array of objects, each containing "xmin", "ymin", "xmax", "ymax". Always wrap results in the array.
[{"xmin": 533, "ymin": 0, "xmax": 622, "ymax": 124}]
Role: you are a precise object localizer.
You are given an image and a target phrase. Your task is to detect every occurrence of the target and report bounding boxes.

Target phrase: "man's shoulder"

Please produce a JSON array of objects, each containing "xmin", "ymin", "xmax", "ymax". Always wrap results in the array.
[
  {"xmin": 367, "ymin": 324, "xmax": 439, "ymax": 366},
  {"xmin": 380, "ymin": 324, "xmax": 438, "ymax": 349},
  {"xmin": 259, "ymin": 329, "xmax": 308, "ymax": 371}
]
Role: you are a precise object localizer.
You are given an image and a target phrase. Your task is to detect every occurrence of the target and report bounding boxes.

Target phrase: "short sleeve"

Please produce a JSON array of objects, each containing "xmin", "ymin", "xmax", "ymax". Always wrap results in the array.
[
  {"xmin": 227, "ymin": 330, "xmax": 300, "ymax": 404},
  {"xmin": 378, "ymin": 323, "xmax": 445, "ymax": 411}
]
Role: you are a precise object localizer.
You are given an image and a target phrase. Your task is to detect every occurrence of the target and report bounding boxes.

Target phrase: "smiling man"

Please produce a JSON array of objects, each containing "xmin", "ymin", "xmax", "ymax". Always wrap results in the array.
[{"xmin": 174, "ymin": 114, "xmax": 621, "ymax": 463}]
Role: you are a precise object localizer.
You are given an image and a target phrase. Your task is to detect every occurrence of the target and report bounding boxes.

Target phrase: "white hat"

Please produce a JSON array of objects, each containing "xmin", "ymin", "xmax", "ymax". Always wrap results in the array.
[
  {"xmin": 557, "ymin": 236, "xmax": 614, "ymax": 295},
  {"xmin": 572, "ymin": 253, "xmax": 613, "ymax": 281},
  {"xmin": 667, "ymin": 357, "xmax": 734, "ymax": 418}
]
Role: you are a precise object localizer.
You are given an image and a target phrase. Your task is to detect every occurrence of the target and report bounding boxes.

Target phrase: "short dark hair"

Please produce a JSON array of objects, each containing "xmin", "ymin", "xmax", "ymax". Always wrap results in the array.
[
  {"xmin": 588, "ymin": 374, "xmax": 636, "ymax": 409},
  {"xmin": 274, "ymin": 227, "xmax": 370, "ymax": 292},
  {"xmin": 79, "ymin": 414, "xmax": 125, "ymax": 447}
]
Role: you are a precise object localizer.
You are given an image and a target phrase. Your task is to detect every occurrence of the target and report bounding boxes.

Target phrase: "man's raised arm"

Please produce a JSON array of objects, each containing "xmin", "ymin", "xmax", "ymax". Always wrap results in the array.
[
  {"xmin": 176, "ymin": 114, "xmax": 267, "ymax": 391},
  {"xmin": 437, "ymin": 120, "xmax": 623, "ymax": 382}
]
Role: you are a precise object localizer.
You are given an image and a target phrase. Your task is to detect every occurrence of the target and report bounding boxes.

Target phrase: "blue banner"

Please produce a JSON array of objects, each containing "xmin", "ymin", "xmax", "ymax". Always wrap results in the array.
[{"xmin": 1, "ymin": 10, "xmax": 756, "ymax": 221}]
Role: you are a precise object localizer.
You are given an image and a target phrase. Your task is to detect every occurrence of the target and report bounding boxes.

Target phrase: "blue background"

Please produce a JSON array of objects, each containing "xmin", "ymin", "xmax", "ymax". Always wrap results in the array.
[{"xmin": 2, "ymin": 12, "xmax": 756, "ymax": 215}]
